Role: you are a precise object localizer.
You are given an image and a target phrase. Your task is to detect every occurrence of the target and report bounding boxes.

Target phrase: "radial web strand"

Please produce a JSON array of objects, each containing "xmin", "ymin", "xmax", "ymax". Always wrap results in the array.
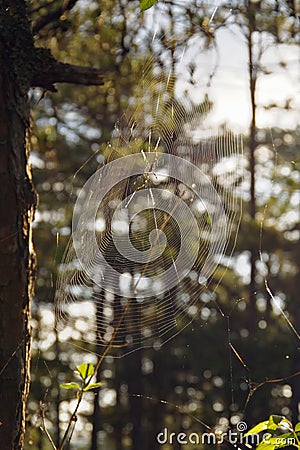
[{"xmin": 55, "ymin": 32, "xmax": 243, "ymax": 357}]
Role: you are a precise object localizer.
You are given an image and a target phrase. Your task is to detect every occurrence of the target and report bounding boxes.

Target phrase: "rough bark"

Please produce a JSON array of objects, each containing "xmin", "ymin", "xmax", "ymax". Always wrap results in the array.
[{"xmin": 0, "ymin": 5, "xmax": 36, "ymax": 447}]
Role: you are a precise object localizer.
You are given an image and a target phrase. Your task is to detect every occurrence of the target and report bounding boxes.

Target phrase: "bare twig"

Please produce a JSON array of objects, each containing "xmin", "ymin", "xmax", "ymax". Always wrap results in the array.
[
  {"xmin": 32, "ymin": 0, "xmax": 79, "ymax": 34},
  {"xmin": 58, "ymin": 392, "xmax": 82, "ymax": 450},
  {"xmin": 29, "ymin": 0, "xmax": 60, "ymax": 16},
  {"xmin": 0, "ymin": 336, "xmax": 26, "ymax": 377},
  {"xmin": 40, "ymin": 402, "xmax": 58, "ymax": 450}
]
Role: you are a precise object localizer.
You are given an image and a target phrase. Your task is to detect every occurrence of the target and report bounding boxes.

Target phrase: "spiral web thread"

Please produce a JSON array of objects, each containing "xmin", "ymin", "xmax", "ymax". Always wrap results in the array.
[{"xmin": 55, "ymin": 33, "xmax": 243, "ymax": 356}]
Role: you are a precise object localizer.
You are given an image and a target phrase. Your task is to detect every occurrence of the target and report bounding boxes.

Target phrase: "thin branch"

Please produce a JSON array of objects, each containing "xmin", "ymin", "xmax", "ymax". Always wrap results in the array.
[
  {"xmin": 32, "ymin": 0, "xmax": 79, "ymax": 34},
  {"xmin": 40, "ymin": 402, "xmax": 58, "ymax": 450},
  {"xmin": 31, "ymin": 61, "xmax": 104, "ymax": 91},
  {"xmin": 58, "ymin": 393, "xmax": 82, "ymax": 450},
  {"xmin": 0, "ymin": 336, "xmax": 26, "ymax": 377},
  {"xmin": 29, "ymin": 0, "xmax": 60, "ymax": 16}
]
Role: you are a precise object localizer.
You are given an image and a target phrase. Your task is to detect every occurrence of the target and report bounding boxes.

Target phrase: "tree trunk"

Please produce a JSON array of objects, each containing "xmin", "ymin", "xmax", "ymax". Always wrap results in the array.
[
  {"xmin": 127, "ymin": 349, "xmax": 143, "ymax": 450},
  {"xmin": 0, "ymin": 11, "xmax": 36, "ymax": 449},
  {"xmin": 54, "ymin": 329, "xmax": 61, "ymax": 448},
  {"xmin": 91, "ymin": 296, "xmax": 103, "ymax": 450},
  {"xmin": 90, "ymin": 367, "xmax": 101, "ymax": 450},
  {"xmin": 247, "ymin": 4, "xmax": 258, "ymax": 333},
  {"xmin": 244, "ymin": 3, "xmax": 258, "ymax": 427},
  {"xmin": 125, "ymin": 304, "xmax": 143, "ymax": 450}
]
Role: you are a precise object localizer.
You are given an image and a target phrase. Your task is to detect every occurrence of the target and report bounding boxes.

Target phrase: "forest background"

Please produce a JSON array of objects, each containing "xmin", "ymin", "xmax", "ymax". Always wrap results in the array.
[{"xmin": 0, "ymin": 1, "xmax": 299, "ymax": 450}]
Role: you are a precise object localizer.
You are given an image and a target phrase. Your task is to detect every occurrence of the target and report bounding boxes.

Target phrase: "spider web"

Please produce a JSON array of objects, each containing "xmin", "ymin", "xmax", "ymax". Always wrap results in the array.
[{"xmin": 54, "ymin": 31, "xmax": 243, "ymax": 357}]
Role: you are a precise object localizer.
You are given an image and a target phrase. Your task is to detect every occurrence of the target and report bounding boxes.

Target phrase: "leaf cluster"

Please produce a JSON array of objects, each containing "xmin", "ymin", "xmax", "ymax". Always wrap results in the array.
[
  {"xmin": 60, "ymin": 363, "xmax": 103, "ymax": 393},
  {"xmin": 245, "ymin": 416, "xmax": 300, "ymax": 450}
]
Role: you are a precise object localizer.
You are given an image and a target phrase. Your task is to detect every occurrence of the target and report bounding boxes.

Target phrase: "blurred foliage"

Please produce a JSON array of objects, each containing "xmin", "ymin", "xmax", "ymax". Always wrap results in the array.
[{"xmin": 25, "ymin": 1, "xmax": 299, "ymax": 449}]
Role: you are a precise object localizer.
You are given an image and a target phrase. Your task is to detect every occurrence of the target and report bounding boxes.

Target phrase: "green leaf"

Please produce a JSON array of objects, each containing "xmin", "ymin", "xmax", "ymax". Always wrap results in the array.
[
  {"xmin": 140, "ymin": 0, "xmax": 158, "ymax": 12},
  {"xmin": 268, "ymin": 415, "xmax": 285, "ymax": 430},
  {"xmin": 75, "ymin": 363, "xmax": 94, "ymax": 380},
  {"xmin": 295, "ymin": 423, "xmax": 300, "ymax": 432},
  {"xmin": 245, "ymin": 416, "xmax": 287, "ymax": 438},
  {"xmin": 83, "ymin": 382, "xmax": 103, "ymax": 392},
  {"xmin": 244, "ymin": 421, "xmax": 270, "ymax": 437},
  {"xmin": 256, "ymin": 440, "xmax": 276, "ymax": 450},
  {"xmin": 60, "ymin": 382, "xmax": 81, "ymax": 390}
]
